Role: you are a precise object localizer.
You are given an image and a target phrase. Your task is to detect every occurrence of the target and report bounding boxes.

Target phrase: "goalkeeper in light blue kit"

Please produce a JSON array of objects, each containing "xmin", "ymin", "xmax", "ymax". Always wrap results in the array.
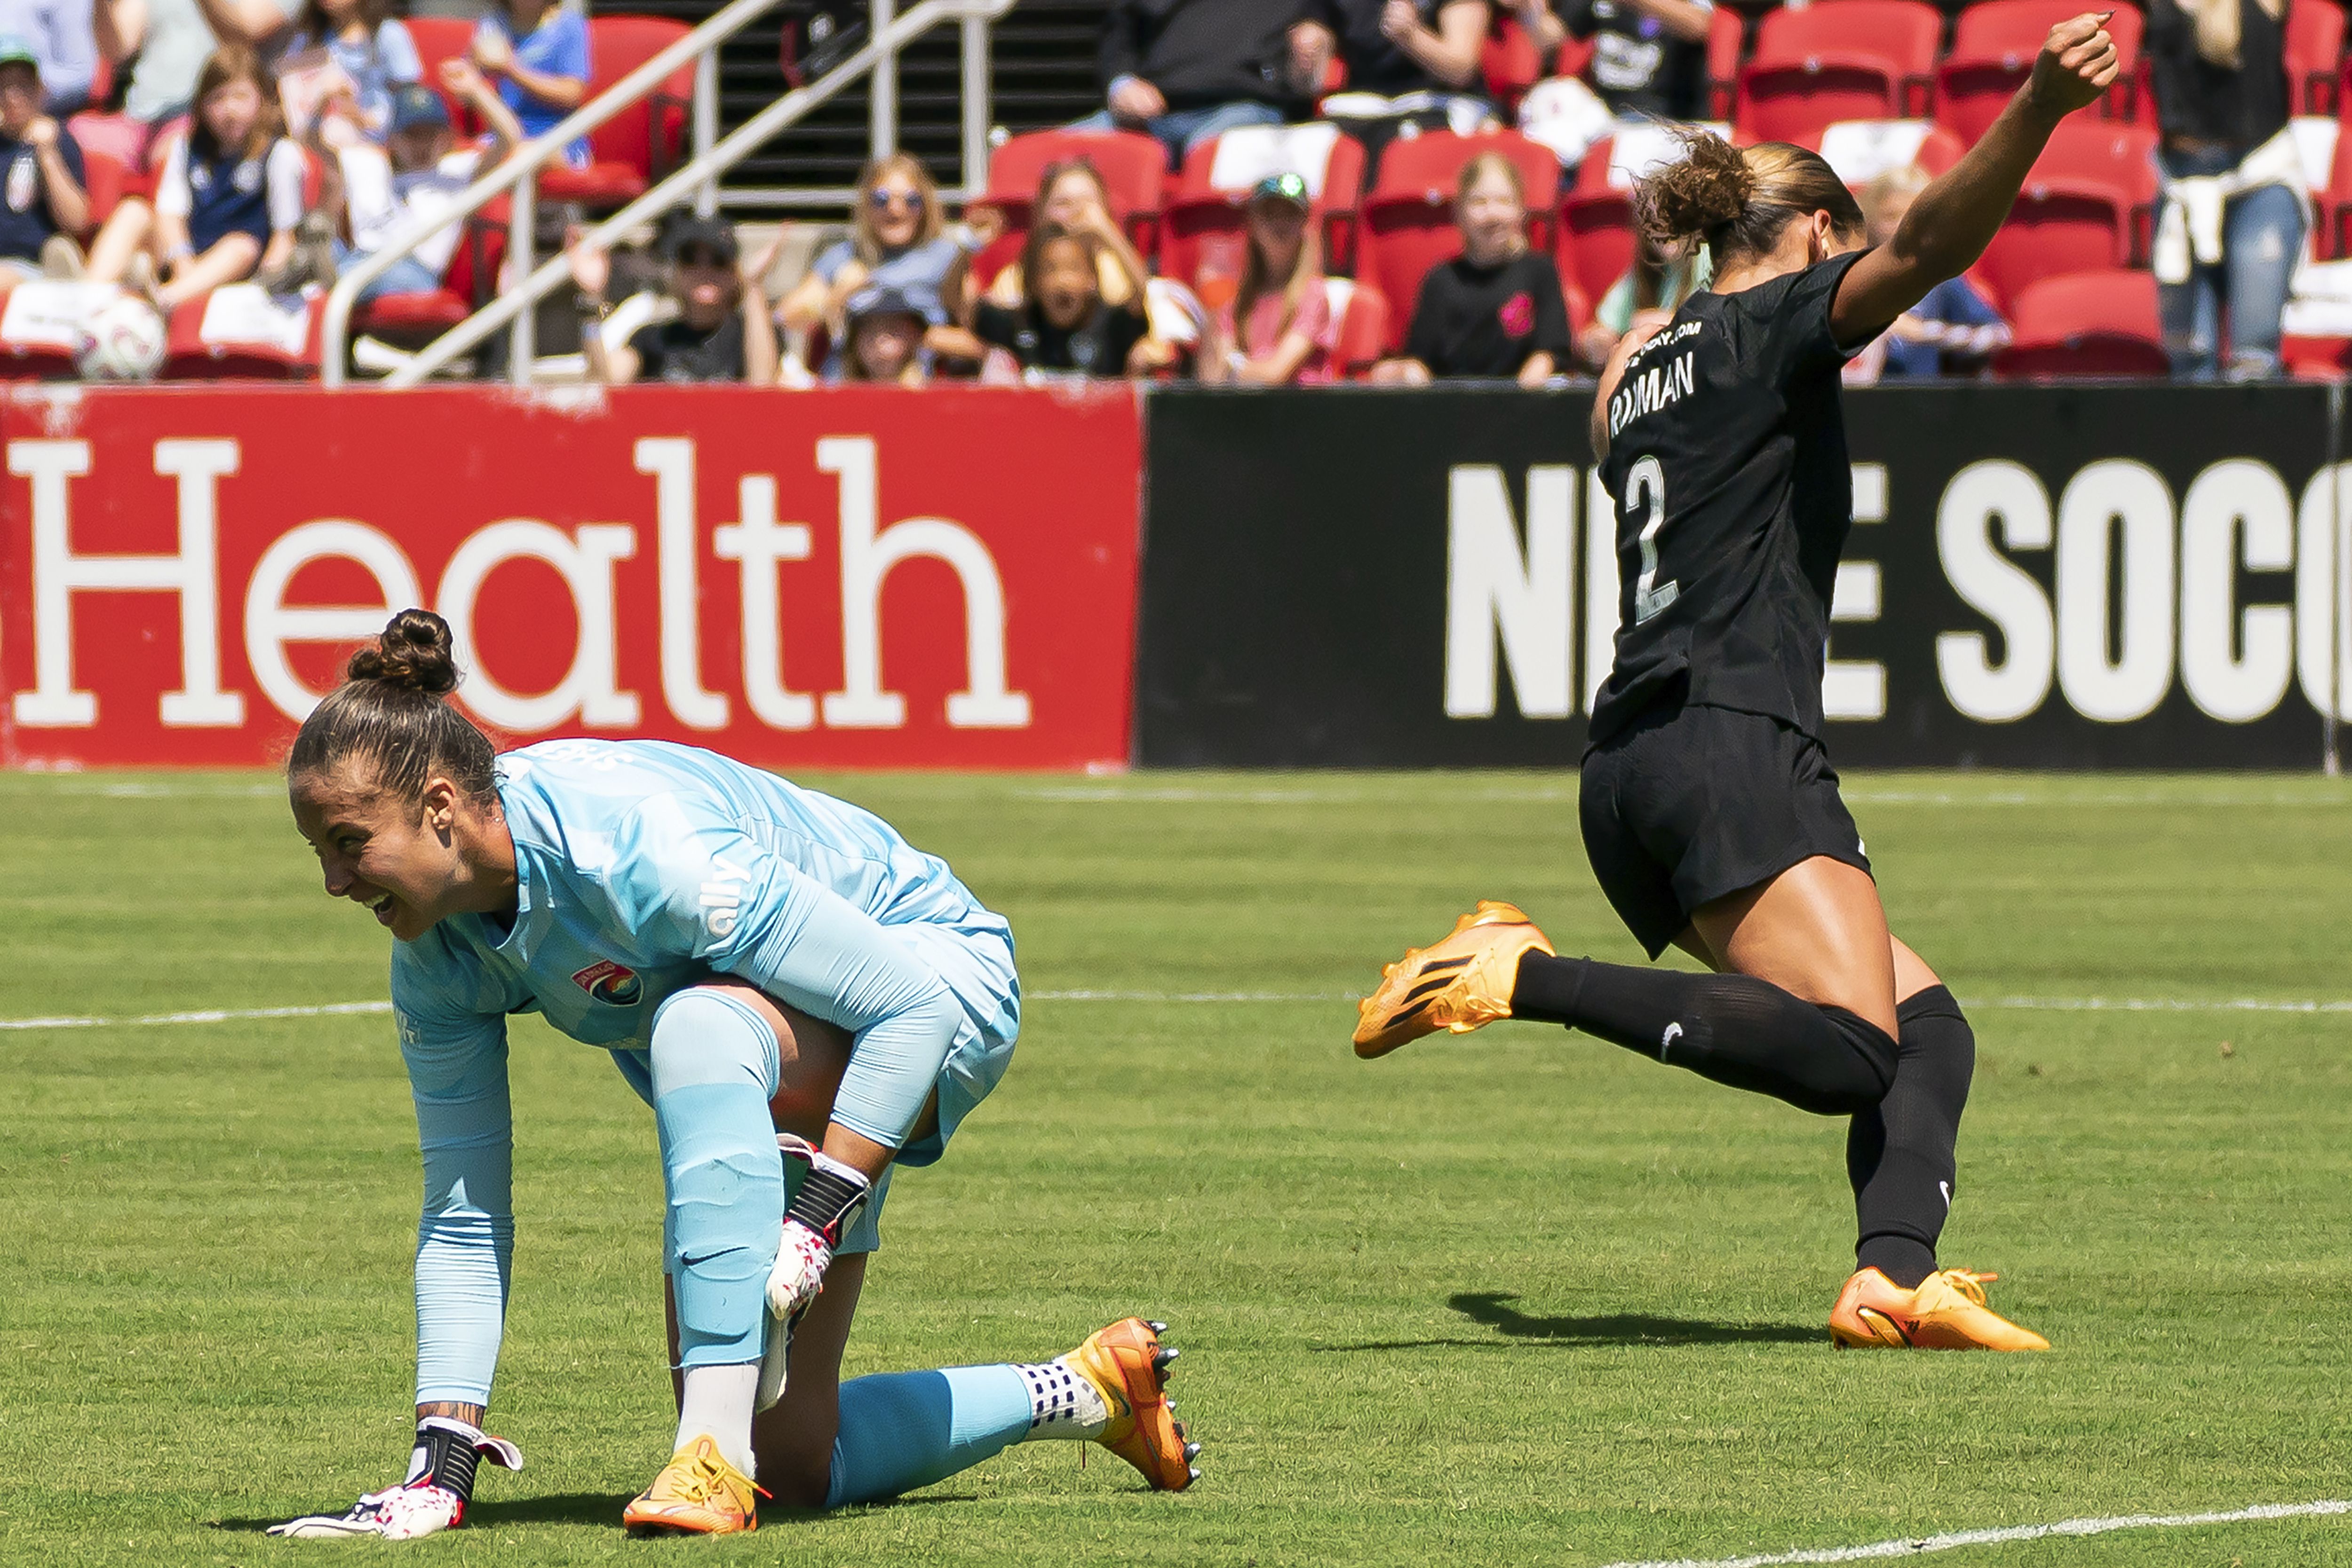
[{"xmin": 269, "ymin": 610, "xmax": 1197, "ymax": 1540}]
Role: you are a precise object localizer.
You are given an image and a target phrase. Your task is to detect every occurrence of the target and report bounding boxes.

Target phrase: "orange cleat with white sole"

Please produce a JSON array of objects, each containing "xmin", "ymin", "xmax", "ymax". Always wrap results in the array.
[
  {"xmin": 621, "ymin": 1435, "xmax": 762, "ymax": 1535},
  {"xmin": 1063, "ymin": 1317, "xmax": 1199, "ymax": 1491},
  {"xmin": 1830, "ymin": 1267, "xmax": 2050, "ymax": 1352},
  {"xmin": 1352, "ymin": 901, "xmax": 1556, "ymax": 1059}
]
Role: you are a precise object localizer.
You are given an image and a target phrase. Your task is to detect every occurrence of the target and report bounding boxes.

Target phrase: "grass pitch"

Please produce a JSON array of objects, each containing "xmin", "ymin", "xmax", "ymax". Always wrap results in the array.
[{"xmin": 4, "ymin": 769, "xmax": 2350, "ymax": 1568}]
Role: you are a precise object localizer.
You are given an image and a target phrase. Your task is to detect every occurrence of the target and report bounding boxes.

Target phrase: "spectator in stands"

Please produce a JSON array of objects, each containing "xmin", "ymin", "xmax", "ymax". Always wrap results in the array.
[
  {"xmin": 1515, "ymin": 0, "xmax": 1713, "ymax": 121},
  {"xmin": 777, "ymin": 151, "xmax": 973, "ymax": 370},
  {"xmin": 2146, "ymin": 0, "xmax": 2302, "ymax": 379},
  {"xmin": 91, "ymin": 0, "xmax": 298, "ymax": 167},
  {"xmin": 85, "ymin": 43, "xmax": 302, "ymax": 308},
  {"xmin": 1575, "ymin": 228, "xmax": 1705, "ymax": 368},
  {"xmin": 1199, "ymin": 171, "xmax": 1337, "ymax": 384},
  {"xmin": 1289, "ymin": 0, "xmax": 1493, "ymax": 172},
  {"xmin": 470, "ymin": 0, "xmax": 588, "ymax": 166},
  {"xmin": 836, "ymin": 280, "xmax": 930, "ymax": 386},
  {"xmin": 1080, "ymin": 0, "xmax": 1309, "ymax": 169},
  {"xmin": 0, "ymin": 36, "xmax": 87, "ymax": 289},
  {"xmin": 0, "ymin": 0, "xmax": 94, "ymax": 112},
  {"xmin": 275, "ymin": 0, "xmax": 422, "ymax": 143},
  {"xmin": 1842, "ymin": 163, "xmax": 2008, "ymax": 381},
  {"xmin": 572, "ymin": 214, "xmax": 782, "ymax": 385},
  {"xmin": 1373, "ymin": 149, "xmax": 1568, "ymax": 384},
  {"xmin": 978, "ymin": 158, "xmax": 1154, "ymax": 318},
  {"xmin": 321, "ymin": 63, "xmax": 516, "ymax": 301},
  {"xmin": 970, "ymin": 220, "xmax": 1152, "ymax": 378}
]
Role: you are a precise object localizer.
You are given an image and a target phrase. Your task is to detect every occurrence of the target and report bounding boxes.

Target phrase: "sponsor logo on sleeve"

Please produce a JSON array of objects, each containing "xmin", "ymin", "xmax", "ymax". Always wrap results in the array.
[{"xmin": 571, "ymin": 959, "xmax": 644, "ymax": 1006}]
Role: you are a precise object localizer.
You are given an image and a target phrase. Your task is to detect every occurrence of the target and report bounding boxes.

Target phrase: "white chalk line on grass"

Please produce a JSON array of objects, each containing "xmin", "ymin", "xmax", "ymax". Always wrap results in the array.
[
  {"xmin": 7, "ymin": 992, "xmax": 2352, "ymax": 1033},
  {"xmin": 1021, "ymin": 784, "xmax": 2349, "ymax": 809},
  {"xmin": 1591, "ymin": 1497, "xmax": 2349, "ymax": 1568}
]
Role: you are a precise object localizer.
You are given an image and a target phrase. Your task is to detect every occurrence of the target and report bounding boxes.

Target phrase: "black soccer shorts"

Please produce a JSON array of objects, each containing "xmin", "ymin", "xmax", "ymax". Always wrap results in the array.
[{"xmin": 1578, "ymin": 697, "xmax": 1872, "ymax": 960}]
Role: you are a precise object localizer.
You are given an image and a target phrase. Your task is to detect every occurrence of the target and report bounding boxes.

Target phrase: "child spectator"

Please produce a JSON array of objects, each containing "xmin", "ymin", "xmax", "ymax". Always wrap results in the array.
[
  {"xmin": 2147, "ymin": 0, "xmax": 2301, "ymax": 379},
  {"xmin": 471, "ymin": 0, "xmax": 588, "ymax": 166},
  {"xmin": 970, "ymin": 220, "xmax": 1152, "ymax": 378},
  {"xmin": 777, "ymin": 151, "xmax": 970, "ymax": 356},
  {"xmin": 85, "ymin": 44, "xmax": 303, "ymax": 309},
  {"xmin": 1199, "ymin": 171, "xmax": 1337, "ymax": 385},
  {"xmin": 979, "ymin": 156, "xmax": 1151, "ymax": 311},
  {"xmin": 571, "ymin": 214, "xmax": 781, "ymax": 385},
  {"xmin": 1576, "ymin": 230, "xmax": 1706, "ymax": 368},
  {"xmin": 0, "ymin": 0, "xmax": 95, "ymax": 112},
  {"xmin": 836, "ymin": 280, "xmax": 930, "ymax": 386},
  {"xmin": 92, "ymin": 0, "xmax": 297, "ymax": 166},
  {"xmin": 326, "ymin": 62, "xmax": 516, "ymax": 301},
  {"xmin": 1843, "ymin": 164, "xmax": 2008, "ymax": 381},
  {"xmin": 0, "ymin": 35, "xmax": 87, "ymax": 291},
  {"xmin": 1375, "ymin": 150, "xmax": 1569, "ymax": 384},
  {"xmin": 275, "ymin": 0, "xmax": 421, "ymax": 143}
]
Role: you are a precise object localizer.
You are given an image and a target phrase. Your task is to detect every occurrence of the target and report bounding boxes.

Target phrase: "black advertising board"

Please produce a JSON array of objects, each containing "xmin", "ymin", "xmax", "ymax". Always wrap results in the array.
[{"xmin": 1136, "ymin": 383, "xmax": 2350, "ymax": 768}]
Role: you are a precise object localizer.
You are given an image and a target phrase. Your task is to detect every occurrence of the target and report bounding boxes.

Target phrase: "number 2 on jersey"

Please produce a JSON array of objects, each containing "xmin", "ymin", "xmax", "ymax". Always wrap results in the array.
[{"xmin": 1627, "ymin": 456, "xmax": 1679, "ymax": 623}]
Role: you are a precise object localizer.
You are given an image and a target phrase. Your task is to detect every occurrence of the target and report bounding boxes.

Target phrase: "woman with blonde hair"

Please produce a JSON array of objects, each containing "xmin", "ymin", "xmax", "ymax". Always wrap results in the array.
[
  {"xmin": 1200, "ymin": 172, "xmax": 1338, "ymax": 385},
  {"xmin": 778, "ymin": 151, "xmax": 974, "ymax": 360},
  {"xmin": 1356, "ymin": 16, "xmax": 2124, "ymax": 1354},
  {"xmin": 1374, "ymin": 150, "xmax": 1571, "ymax": 385},
  {"xmin": 2146, "ymin": 0, "xmax": 2303, "ymax": 378}
]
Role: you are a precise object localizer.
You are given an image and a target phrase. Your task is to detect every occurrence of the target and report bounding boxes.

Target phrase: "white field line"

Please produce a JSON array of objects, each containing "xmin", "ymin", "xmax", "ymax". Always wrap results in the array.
[
  {"xmin": 5, "ymin": 993, "xmax": 2351, "ymax": 1033},
  {"xmin": 1020, "ymin": 785, "xmax": 2348, "ymax": 808},
  {"xmin": 1592, "ymin": 1497, "xmax": 2349, "ymax": 1568}
]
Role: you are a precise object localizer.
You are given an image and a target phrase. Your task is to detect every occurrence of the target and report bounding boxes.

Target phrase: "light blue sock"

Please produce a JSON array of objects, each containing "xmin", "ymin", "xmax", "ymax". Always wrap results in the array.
[
  {"xmin": 651, "ymin": 990, "xmax": 784, "ymax": 1366},
  {"xmin": 824, "ymin": 1364, "xmax": 1035, "ymax": 1506}
]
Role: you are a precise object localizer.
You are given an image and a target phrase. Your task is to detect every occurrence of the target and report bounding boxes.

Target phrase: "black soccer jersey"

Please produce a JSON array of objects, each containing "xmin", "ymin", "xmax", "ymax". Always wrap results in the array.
[{"xmin": 1587, "ymin": 250, "xmax": 1868, "ymax": 746}]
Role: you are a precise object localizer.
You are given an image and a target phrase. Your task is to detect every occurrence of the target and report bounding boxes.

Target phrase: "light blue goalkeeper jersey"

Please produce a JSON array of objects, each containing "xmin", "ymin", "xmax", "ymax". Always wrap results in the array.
[{"xmin": 393, "ymin": 737, "xmax": 1019, "ymax": 1405}]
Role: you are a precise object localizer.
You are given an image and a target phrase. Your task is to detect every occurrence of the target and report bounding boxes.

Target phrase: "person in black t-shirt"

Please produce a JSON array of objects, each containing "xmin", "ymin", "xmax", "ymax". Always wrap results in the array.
[
  {"xmin": 970, "ymin": 222, "xmax": 1152, "ymax": 379},
  {"xmin": 1517, "ymin": 0, "xmax": 1714, "ymax": 120},
  {"xmin": 0, "ymin": 39, "xmax": 87, "ymax": 293},
  {"xmin": 1354, "ymin": 18, "xmax": 2124, "ymax": 1354},
  {"xmin": 1077, "ymin": 0, "xmax": 1312, "ymax": 169},
  {"xmin": 1292, "ymin": 0, "xmax": 1494, "ymax": 175},
  {"xmin": 1373, "ymin": 151, "xmax": 1570, "ymax": 385},
  {"xmin": 572, "ymin": 214, "xmax": 781, "ymax": 386}
]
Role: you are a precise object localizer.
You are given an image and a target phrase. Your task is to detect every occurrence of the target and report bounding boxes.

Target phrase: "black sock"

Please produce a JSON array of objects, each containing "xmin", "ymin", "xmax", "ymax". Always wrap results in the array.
[
  {"xmin": 1848, "ymin": 985, "xmax": 1974, "ymax": 1290},
  {"xmin": 1512, "ymin": 951, "xmax": 1899, "ymax": 1116}
]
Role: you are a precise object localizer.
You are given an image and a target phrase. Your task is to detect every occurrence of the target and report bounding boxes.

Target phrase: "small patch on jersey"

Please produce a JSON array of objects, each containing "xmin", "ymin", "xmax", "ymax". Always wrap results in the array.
[{"xmin": 572, "ymin": 959, "xmax": 644, "ymax": 1006}]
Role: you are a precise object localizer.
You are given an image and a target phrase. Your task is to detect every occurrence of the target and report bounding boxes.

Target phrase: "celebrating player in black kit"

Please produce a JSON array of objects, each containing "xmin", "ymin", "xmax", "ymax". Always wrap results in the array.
[{"xmin": 1355, "ymin": 15, "xmax": 2125, "ymax": 1351}]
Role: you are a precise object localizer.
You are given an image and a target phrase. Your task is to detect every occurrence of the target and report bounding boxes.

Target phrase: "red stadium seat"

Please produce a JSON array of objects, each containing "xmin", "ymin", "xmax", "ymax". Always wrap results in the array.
[
  {"xmin": 2290, "ymin": 0, "xmax": 2347, "ymax": 113},
  {"xmin": 1484, "ymin": 14, "xmax": 1546, "ymax": 116},
  {"xmin": 164, "ymin": 286, "xmax": 324, "ymax": 379},
  {"xmin": 2322, "ymin": 117, "xmax": 2352, "ymax": 256},
  {"xmin": 404, "ymin": 16, "xmax": 482, "ymax": 134},
  {"xmin": 1707, "ymin": 4, "xmax": 1747, "ymax": 121},
  {"xmin": 1324, "ymin": 276, "xmax": 1391, "ymax": 379},
  {"xmin": 79, "ymin": 148, "xmax": 130, "ymax": 234},
  {"xmin": 981, "ymin": 128, "xmax": 1168, "ymax": 244},
  {"xmin": 1359, "ymin": 131, "xmax": 1561, "ymax": 350},
  {"xmin": 1559, "ymin": 133, "xmax": 1635, "ymax": 313},
  {"xmin": 1161, "ymin": 127, "xmax": 1366, "ymax": 285},
  {"xmin": 2282, "ymin": 331, "xmax": 2352, "ymax": 377},
  {"xmin": 539, "ymin": 16, "xmax": 693, "ymax": 209},
  {"xmin": 1993, "ymin": 269, "xmax": 2169, "ymax": 378},
  {"xmin": 1938, "ymin": 0, "xmax": 2145, "ymax": 142},
  {"xmin": 0, "ymin": 281, "xmax": 103, "ymax": 379},
  {"xmin": 1736, "ymin": 0, "xmax": 1941, "ymax": 144},
  {"xmin": 1971, "ymin": 120, "xmax": 2159, "ymax": 310}
]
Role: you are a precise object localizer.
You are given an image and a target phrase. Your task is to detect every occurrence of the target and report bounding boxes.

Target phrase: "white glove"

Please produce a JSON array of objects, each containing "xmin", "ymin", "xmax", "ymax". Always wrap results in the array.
[
  {"xmin": 267, "ymin": 1418, "xmax": 523, "ymax": 1540},
  {"xmin": 757, "ymin": 1138, "xmax": 873, "ymax": 1411}
]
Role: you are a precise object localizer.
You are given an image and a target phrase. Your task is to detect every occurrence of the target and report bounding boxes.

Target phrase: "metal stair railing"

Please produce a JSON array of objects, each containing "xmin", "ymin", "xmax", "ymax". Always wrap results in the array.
[{"xmin": 322, "ymin": 0, "xmax": 1014, "ymax": 388}]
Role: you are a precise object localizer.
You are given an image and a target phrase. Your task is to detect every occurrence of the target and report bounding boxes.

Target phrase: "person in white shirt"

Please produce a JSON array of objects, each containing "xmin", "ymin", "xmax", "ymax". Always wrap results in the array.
[{"xmin": 330, "ymin": 57, "xmax": 515, "ymax": 300}]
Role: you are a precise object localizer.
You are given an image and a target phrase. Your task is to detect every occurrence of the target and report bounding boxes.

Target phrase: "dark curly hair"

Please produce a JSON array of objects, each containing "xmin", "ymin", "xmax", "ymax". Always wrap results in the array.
[{"xmin": 1637, "ymin": 132, "xmax": 1864, "ymax": 269}]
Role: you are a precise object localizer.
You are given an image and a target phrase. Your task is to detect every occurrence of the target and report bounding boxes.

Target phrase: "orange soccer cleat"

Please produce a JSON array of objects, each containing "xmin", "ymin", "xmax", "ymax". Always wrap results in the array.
[
  {"xmin": 621, "ymin": 1435, "xmax": 762, "ymax": 1536},
  {"xmin": 1830, "ymin": 1267, "xmax": 2051, "ymax": 1352},
  {"xmin": 1062, "ymin": 1317, "xmax": 1199, "ymax": 1491},
  {"xmin": 1352, "ymin": 901, "xmax": 1556, "ymax": 1059}
]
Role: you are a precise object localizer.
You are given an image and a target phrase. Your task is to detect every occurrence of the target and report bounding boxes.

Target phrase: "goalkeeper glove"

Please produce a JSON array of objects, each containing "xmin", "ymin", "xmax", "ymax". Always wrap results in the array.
[
  {"xmin": 266, "ymin": 1416, "xmax": 523, "ymax": 1540},
  {"xmin": 756, "ymin": 1136, "xmax": 872, "ymax": 1411}
]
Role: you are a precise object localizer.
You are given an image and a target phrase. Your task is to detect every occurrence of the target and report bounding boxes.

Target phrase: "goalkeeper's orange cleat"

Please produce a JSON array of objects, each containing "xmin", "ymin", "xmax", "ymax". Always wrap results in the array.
[
  {"xmin": 1830, "ymin": 1267, "xmax": 2050, "ymax": 1352},
  {"xmin": 621, "ymin": 1436, "xmax": 761, "ymax": 1535},
  {"xmin": 1063, "ymin": 1317, "xmax": 1199, "ymax": 1491},
  {"xmin": 1352, "ymin": 901, "xmax": 1556, "ymax": 1059}
]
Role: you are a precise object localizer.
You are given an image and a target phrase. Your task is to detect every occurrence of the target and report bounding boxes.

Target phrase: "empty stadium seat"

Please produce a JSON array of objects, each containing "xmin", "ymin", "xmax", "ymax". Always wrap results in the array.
[
  {"xmin": 165, "ymin": 286, "xmax": 324, "ymax": 379},
  {"xmin": 1938, "ymin": 0, "xmax": 2145, "ymax": 142},
  {"xmin": 1707, "ymin": 4, "xmax": 1746, "ymax": 121},
  {"xmin": 1323, "ymin": 276, "xmax": 1391, "ymax": 379},
  {"xmin": 1162, "ymin": 126, "xmax": 1366, "ymax": 284},
  {"xmin": 538, "ymin": 16, "xmax": 693, "ymax": 208},
  {"xmin": 1359, "ymin": 130, "xmax": 1562, "ymax": 350},
  {"xmin": 1736, "ymin": 0, "xmax": 1941, "ymax": 144},
  {"xmin": 2289, "ymin": 0, "xmax": 2347, "ymax": 113},
  {"xmin": 1993, "ymin": 269, "xmax": 2169, "ymax": 377},
  {"xmin": 0, "ymin": 280, "xmax": 108, "ymax": 379},
  {"xmin": 1971, "ymin": 120, "xmax": 2159, "ymax": 310},
  {"xmin": 976, "ymin": 128, "xmax": 1169, "ymax": 279},
  {"xmin": 1483, "ymin": 13, "xmax": 1547, "ymax": 116}
]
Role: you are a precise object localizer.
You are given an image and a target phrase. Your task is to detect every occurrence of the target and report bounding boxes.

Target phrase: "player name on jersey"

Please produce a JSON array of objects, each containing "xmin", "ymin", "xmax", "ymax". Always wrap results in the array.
[{"xmin": 1606, "ymin": 322, "xmax": 1703, "ymax": 438}]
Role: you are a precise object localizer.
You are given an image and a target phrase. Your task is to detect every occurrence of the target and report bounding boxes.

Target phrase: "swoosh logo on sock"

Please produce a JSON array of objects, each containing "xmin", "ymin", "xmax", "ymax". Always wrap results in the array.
[{"xmin": 1660, "ymin": 1021, "xmax": 1683, "ymax": 1061}]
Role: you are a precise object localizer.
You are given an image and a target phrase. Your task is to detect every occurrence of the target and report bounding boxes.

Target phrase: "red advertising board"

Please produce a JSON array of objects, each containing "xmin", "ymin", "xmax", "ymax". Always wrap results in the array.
[{"xmin": 0, "ymin": 383, "xmax": 1143, "ymax": 769}]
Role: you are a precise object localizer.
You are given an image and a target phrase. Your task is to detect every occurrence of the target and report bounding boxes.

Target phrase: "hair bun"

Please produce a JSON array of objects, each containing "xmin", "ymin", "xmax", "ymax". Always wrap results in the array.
[
  {"xmin": 347, "ymin": 608, "xmax": 461, "ymax": 697},
  {"xmin": 1637, "ymin": 130, "xmax": 1755, "ymax": 248}
]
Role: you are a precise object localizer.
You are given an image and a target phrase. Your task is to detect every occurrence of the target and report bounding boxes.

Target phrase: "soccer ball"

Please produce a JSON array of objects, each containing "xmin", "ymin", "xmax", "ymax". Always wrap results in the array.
[{"xmin": 72, "ymin": 294, "xmax": 167, "ymax": 382}]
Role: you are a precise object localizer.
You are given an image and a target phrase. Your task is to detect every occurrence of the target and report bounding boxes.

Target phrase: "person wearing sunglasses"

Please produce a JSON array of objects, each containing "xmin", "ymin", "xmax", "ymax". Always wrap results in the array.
[{"xmin": 778, "ymin": 151, "xmax": 974, "ymax": 374}]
